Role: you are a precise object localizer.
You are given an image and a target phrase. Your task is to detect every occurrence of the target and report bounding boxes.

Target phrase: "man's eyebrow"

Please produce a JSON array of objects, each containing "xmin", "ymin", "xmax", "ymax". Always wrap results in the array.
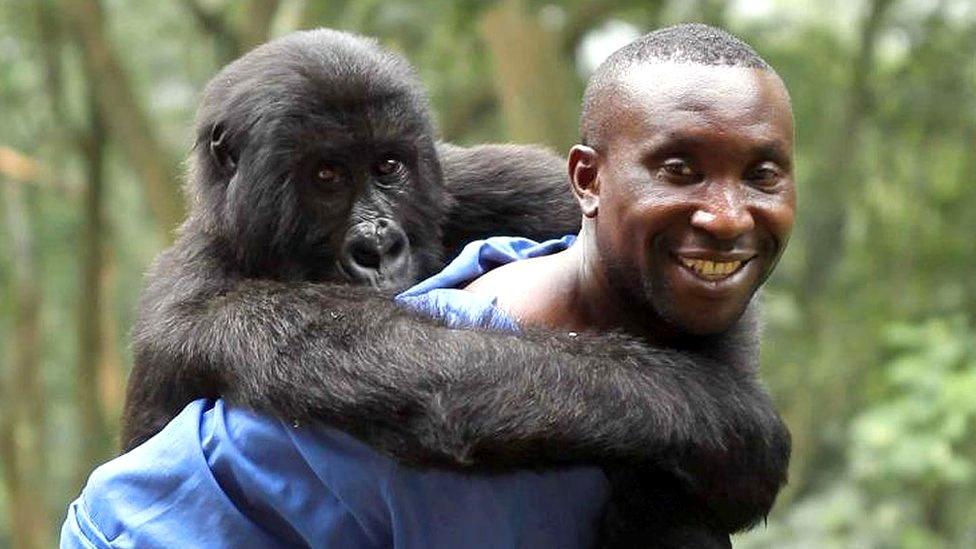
[
  {"xmin": 636, "ymin": 134, "xmax": 793, "ymax": 169},
  {"xmin": 637, "ymin": 134, "xmax": 707, "ymax": 158}
]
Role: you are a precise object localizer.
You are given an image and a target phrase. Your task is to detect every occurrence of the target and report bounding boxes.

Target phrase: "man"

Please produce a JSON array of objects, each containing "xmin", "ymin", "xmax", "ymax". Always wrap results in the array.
[
  {"xmin": 63, "ymin": 23, "xmax": 794, "ymax": 548},
  {"xmin": 467, "ymin": 26, "xmax": 794, "ymax": 351}
]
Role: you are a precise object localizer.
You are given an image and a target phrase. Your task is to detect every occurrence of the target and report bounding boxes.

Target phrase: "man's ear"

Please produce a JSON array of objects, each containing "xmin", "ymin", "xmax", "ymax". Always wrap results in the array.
[
  {"xmin": 210, "ymin": 122, "xmax": 238, "ymax": 174},
  {"xmin": 568, "ymin": 145, "xmax": 600, "ymax": 217}
]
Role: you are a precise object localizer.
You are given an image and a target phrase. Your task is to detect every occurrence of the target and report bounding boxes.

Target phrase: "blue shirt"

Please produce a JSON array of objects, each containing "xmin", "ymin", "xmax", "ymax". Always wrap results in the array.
[{"xmin": 62, "ymin": 236, "xmax": 609, "ymax": 549}]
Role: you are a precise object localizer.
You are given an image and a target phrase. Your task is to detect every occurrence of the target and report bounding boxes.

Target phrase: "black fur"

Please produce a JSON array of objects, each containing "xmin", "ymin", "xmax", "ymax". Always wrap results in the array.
[
  {"xmin": 438, "ymin": 142, "xmax": 582, "ymax": 259},
  {"xmin": 121, "ymin": 29, "xmax": 789, "ymax": 545}
]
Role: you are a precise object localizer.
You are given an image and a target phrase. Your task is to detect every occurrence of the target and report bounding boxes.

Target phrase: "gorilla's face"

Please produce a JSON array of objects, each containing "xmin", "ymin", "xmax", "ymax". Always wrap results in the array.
[
  {"xmin": 190, "ymin": 30, "xmax": 447, "ymax": 290},
  {"xmin": 288, "ymin": 124, "xmax": 445, "ymax": 291}
]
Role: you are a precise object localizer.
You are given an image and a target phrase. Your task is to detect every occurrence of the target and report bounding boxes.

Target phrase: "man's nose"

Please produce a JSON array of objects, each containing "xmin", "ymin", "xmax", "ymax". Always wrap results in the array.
[{"xmin": 690, "ymin": 184, "xmax": 755, "ymax": 240}]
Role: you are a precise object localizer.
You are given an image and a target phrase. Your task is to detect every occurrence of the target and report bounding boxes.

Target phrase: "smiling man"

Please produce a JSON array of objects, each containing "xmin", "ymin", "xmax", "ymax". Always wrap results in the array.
[
  {"xmin": 468, "ymin": 24, "xmax": 795, "ymax": 346},
  {"xmin": 463, "ymin": 24, "xmax": 796, "ymax": 544}
]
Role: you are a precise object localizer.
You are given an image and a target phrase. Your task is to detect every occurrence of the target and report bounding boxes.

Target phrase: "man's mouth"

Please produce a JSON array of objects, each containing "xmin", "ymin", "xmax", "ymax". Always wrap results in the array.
[{"xmin": 676, "ymin": 255, "xmax": 753, "ymax": 282}]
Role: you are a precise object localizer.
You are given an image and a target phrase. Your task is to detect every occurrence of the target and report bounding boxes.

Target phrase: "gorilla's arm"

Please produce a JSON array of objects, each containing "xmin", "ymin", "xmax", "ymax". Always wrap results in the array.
[
  {"xmin": 437, "ymin": 142, "xmax": 581, "ymax": 258},
  {"xmin": 123, "ymin": 241, "xmax": 788, "ymax": 533}
]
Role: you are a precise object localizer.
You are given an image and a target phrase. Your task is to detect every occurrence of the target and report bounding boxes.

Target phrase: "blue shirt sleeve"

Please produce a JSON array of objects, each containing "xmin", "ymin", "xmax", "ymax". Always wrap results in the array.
[
  {"xmin": 62, "ymin": 400, "xmax": 313, "ymax": 549},
  {"xmin": 63, "ymin": 400, "xmax": 393, "ymax": 549}
]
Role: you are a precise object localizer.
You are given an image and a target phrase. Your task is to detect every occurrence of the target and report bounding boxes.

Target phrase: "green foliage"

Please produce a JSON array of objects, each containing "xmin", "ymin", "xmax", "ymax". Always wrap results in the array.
[
  {"xmin": 853, "ymin": 318, "xmax": 976, "ymax": 487},
  {"xmin": 740, "ymin": 317, "xmax": 976, "ymax": 547}
]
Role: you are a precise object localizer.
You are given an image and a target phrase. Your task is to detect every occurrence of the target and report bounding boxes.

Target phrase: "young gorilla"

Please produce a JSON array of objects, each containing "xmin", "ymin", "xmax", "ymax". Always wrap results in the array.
[{"xmin": 116, "ymin": 28, "xmax": 788, "ymax": 545}]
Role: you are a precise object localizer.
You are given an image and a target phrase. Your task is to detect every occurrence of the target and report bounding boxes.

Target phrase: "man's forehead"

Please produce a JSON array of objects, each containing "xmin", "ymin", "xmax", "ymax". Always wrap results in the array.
[
  {"xmin": 618, "ymin": 62, "xmax": 784, "ymax": 98},
  {"xmin": 602, "ymin": 62, "xmax": 793, "ymax": 147}
]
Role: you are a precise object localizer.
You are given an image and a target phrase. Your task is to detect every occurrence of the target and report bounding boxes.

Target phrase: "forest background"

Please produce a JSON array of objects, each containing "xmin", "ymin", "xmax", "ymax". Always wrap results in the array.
[{"xmin": 0, "ymin": 0, "xmax": 973, "ymax": 547}]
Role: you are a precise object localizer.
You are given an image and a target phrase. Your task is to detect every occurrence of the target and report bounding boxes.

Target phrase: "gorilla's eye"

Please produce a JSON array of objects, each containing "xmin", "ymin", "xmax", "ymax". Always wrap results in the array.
[
  {"xmin": 317, "ymin": 164, "xmax": 340, "ymax": 184},
  {"xmin": 374, "ymin": 158, "xmax": 403, "ymax": 176}
]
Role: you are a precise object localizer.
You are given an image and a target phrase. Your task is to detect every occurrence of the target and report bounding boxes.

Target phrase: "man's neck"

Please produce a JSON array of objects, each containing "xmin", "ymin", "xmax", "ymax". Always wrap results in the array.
[
  {"xmin": 565, "ymin": 232, "xmax": 679, "ymax": 346},
  {"xmin": 467, "ymin": 232, "xmax": 678, "ymax": 347}
]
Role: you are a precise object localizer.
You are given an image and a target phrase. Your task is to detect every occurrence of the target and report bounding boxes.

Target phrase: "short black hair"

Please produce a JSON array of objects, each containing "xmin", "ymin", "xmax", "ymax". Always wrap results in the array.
[{"xmin": 580, "ymin": 23, "xmax": 778, "ymax": 147}]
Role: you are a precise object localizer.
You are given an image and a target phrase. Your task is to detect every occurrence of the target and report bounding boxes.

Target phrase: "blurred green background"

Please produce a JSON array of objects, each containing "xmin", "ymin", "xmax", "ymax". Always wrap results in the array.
[{"xmin": 0, "ymin": 0, "xmax": 974, "ymax": 547}]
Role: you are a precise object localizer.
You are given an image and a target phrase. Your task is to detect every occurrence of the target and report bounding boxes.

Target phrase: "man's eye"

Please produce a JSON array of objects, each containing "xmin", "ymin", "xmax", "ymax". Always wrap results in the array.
[
  {"xmin": 747, "ymin": 164, "xmax": 782, "ymax": 188},
  {"xmin": 658, "ymin": 159, "xmax": 695, "ymax": 180},
  {"xmin": 316, "ymin": 164, "xmax": 340, "ymax": 184},
  {"xmin": 374, "ymin": 158, "xmax": 403, "ymax": 176}
]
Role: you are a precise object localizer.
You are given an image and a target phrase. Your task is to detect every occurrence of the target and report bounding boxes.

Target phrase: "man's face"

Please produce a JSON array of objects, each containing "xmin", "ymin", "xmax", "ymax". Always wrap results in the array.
[{"xmin": 591, "ymin": 63, "xmax": 795, "ymax": 335}]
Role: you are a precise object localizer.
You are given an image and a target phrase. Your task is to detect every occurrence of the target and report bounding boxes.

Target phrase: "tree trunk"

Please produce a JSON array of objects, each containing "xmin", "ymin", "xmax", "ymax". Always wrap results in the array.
[
  {"xmin": 62, "ymin": 0, "xmax": 184, "ymax": 239},
  {"xmin": 181, "ymin": 0, "xmax": 282, "ymax": 64},
  {"xmin": 239, "ymin": 0, "xmax": 282, "ymax": 51},
  {"xmin": 1, "ymin": 180, "xmax": 52, "ymax": 549},
  {"xmin": 75, "ymin": 92, "xmax": 115, "ymax": 483},
  {"xmin": 33, "ymin": 0, "xmax": 119, "ymax": 480},
  {"xmin": 181, "ymin": 0, "xmax": 243, "ymax": 63},
  {"xmin": 784, "ymin": 0, "xmax": 894, "ymax": 500},
  {"xmin": 480, "ymin": 0, "xmax": 578, "ymax": 151}
]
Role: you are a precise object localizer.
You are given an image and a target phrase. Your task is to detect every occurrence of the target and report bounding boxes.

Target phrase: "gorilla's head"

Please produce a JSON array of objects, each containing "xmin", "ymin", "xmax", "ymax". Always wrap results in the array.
[{"xmin": 186, "ymin": 29, "xmax": 448, "ymax": 290}]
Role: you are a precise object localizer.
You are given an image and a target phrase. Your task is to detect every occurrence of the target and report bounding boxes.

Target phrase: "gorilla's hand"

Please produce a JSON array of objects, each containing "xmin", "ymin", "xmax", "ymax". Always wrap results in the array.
[{"xmin": 598, "ymin": 468, "xmax": 733, "ymax": 549}]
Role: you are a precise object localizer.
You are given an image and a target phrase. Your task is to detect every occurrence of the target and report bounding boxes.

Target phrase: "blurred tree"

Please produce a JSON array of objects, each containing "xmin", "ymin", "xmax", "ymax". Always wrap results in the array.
[
  {"xmin": 34, "ymin": 0, "xmax": 118, "ymax": 485},
  {"xmin": 480, "ymin": 0, "xmax": 578, "ymax": 150},
  {"xmin": 73, "ymin": 90, "xmax": 115, "ymax": 481},
  {"xmin": 781, "ymin": 0, "xmax": 896, "ymax": 501},
  {"xmin": 182, "ymin": 0, "xmax": 283, "ymax": 64},
  {"xmin": 1, "ymin": 173, "xmax": 51, "ymax": 549},
  {"xmin": 63, "ymin": 0, "xmax": 184, "ymax": 238}
]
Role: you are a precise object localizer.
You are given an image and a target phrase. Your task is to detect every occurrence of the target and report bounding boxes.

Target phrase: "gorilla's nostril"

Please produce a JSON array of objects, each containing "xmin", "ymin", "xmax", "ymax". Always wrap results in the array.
[
  {"xmin": 342, "ymin": 220, "xmax": 409, "ymax": 278},
  {"xmin": 386, "ymin": 233, "xmax": 406, "ymax": 258},
  {"xmin": 350, "ymin": 242, "xmax": 382, "ymax": 270}
]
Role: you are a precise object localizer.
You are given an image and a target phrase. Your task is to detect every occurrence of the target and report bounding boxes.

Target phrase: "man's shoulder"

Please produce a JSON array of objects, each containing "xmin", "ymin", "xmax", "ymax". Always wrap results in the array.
[
  {"xmin": 399, "ymin": 235, "xmax": 576, "ymax": 298},
  {"xmin": 463, "ymin": 254, "xmax": 541, "ymax": 295},
  {"xmin": 396, "ymin": 235, "xmax": 574, "ymax": 330},
  {"xmin": 396, "ymin": 287, "xmax": 518, "ymax": 331}
]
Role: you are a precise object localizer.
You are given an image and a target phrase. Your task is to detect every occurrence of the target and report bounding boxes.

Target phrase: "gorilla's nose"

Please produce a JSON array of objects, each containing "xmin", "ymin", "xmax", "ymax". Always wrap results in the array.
[{"xmin": 341, "ymin": 219, "xmax": 410, "ymax": 285}]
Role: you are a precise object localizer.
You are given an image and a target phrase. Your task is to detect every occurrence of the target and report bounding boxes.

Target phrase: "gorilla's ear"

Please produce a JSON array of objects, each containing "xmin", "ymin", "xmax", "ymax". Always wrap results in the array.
[{"xmin": 209, "ymin": 122, "xmax": 238, "ymax": 174}]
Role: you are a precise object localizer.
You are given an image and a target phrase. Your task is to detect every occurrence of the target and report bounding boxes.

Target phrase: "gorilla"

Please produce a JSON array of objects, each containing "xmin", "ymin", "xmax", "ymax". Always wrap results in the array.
[{"xmin": 120, "ymin": 29, "xmax": 789, "ymax": 545}]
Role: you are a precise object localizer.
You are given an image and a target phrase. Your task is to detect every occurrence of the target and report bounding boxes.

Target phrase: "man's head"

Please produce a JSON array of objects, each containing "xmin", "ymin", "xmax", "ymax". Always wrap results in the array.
[{"xmin": 569, "ymin": 24, "xmax": 796, "ymax": 336}]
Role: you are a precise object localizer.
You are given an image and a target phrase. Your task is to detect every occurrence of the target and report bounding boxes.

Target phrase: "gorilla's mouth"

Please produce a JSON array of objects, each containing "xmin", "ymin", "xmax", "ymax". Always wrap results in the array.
[{"xmin": 335, "ymin": 257, "xmax": 415, "ymax": 292}]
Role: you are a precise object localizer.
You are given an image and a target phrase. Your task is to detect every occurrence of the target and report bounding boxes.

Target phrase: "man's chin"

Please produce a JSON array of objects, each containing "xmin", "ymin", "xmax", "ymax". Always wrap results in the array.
[
  {"xmin": 658, "ymin": 296, "xmax": 753, "ymax": 336},
  {"xmin": 654, "ymin": 258, "xmax": 763, "ymax": 335},
  {"xmin": 673, "ymin": 316, "xmax": 739, "ymax": 336}
]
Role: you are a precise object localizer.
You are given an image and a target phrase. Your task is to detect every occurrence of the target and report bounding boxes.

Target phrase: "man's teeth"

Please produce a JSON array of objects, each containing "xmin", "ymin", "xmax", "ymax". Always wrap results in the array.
[{"xmin": 679, "ymin": 258, "xmax": 743, "ymax": 279}]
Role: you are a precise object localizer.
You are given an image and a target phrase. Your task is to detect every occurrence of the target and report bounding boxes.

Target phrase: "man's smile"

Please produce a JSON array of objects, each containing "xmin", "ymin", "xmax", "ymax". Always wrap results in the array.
[
  {"xmin": 679, "ymin": 257, "xmax": 746, "ymax": 280},
  {"xmin": 670, "ymin": 251, "xmax": 759, "ymax": 285}
]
